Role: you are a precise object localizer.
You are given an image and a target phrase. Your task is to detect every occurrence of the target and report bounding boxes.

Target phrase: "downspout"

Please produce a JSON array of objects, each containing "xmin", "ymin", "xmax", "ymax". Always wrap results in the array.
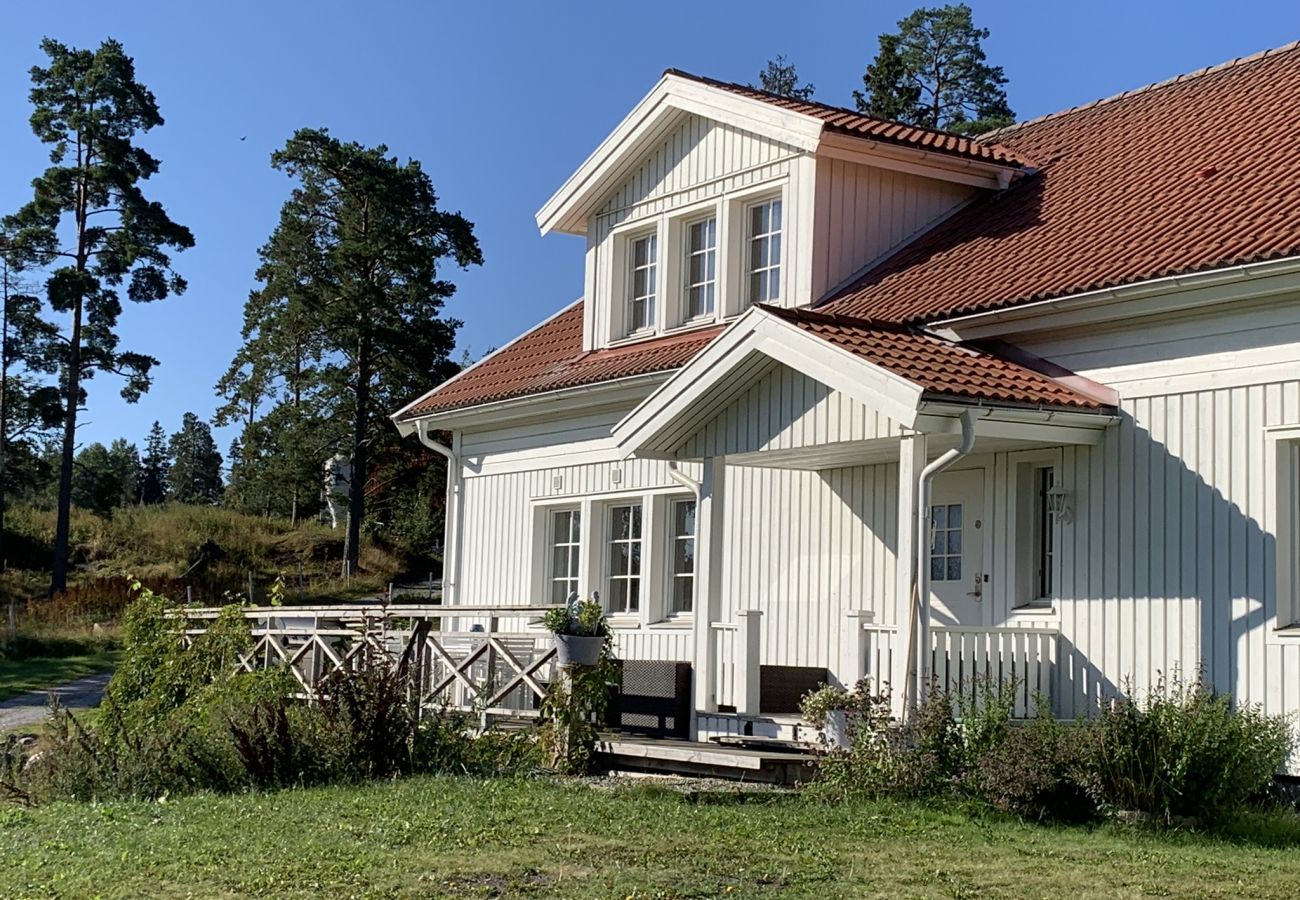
[
  {"xmin": 417, "ymin": 420, "xmax": 459, "ymax": 605},
  {"xmin": 667, "ymin": 460, "xmax": 701, "ymax": 497},
  {"xmin": 905, "ymin": 409, "xmax": 980, "ymax": 716}
]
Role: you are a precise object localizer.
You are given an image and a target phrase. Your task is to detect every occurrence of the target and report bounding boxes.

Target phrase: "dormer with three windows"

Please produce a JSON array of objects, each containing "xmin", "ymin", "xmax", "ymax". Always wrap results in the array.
[{"xmin": 537, "ymin": 71, "xmax": 1030, "ymax": 352}]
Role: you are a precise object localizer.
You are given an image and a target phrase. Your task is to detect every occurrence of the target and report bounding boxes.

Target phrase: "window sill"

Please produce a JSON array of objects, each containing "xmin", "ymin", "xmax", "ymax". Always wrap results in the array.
[
  {"xmin": 605, "ymin": 320, "xmax": 726, "ymax": 349},
  {"xmin": 649, "ymin": 616, "xmax": 693, "ymax": 629},
  {"xmin": 606, "ymin": 615, "xmax": 642, "ymax": 630},
  {"xmin": 1009, "ymin": 601, "xmax": 1057, "ymax": 617}
]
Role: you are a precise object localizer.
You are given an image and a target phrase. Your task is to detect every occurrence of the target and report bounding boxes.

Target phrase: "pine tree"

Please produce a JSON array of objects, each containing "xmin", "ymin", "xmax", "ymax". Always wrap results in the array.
[
  {"xmin": 3, "ymin": 39, "xmax": 193, "ymax": 592},
  {"xmin": 137, "ymin": 420, "xmax": 170, "ymax": 504},
  {"xmin": 235, "ymin": 129, "xmax": 481, "ymax": 568},
  {"xmin": 853, "ymin": 4, "xmax": 1014, "ymax": 135},
  {"xmin": 168, "ymin": 412, "xmax": 222, "ymax": 504},
  {"xmin": 752, "ymin": 55, "xmax": 816, "ymax": 100},
  {"xmin": 71, "ymin": 439, "xmax": 139, "ymax": 514}
]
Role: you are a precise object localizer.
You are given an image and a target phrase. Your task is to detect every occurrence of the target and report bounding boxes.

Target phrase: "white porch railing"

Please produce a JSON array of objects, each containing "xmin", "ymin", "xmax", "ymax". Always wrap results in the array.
[
  {"xmin": 852, "ymin": 620, "xmax": 1060, "ymax": 719},
  {"xmin": 180, "ymin": 604, "xmax": 563, "ymax": 719},
  {"xmin": 711, "ymin": 610, "xmax": 762, "ymax": 714}
]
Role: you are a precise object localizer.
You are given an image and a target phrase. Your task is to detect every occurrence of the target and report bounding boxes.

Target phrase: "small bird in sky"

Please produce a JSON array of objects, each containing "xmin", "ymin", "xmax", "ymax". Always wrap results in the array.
[{"xmin": 240, "ymin": 136, "xmax": 247, "ymax": 141}]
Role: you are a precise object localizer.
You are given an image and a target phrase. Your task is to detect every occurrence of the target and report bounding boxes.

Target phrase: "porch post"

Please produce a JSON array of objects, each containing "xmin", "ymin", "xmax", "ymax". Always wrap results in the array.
[
  {"xmin": 842, "ymin": 609, "xmax": 874, "ymax": 688},
  {"xmin": 893, "ymin": 433, "xmax": 927, "ymax": 719},
  {"xmin": 692, "ymin": 456, "xmax": 727, "ymax": 728},
  {"xmin": 735, "ymin": 609, "xmax": 763, "ymax": 716}
]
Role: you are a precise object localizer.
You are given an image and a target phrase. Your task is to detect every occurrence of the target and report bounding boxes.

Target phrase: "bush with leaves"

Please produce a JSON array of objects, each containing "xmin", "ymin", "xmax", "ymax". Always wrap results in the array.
[
  {"xmin": 1077, "ymin": 675, "xmax": 1293, "ymax": 825},
  {"xmin": 974, "ymin": 713, "xmax": 1094, "ymax": 822}
]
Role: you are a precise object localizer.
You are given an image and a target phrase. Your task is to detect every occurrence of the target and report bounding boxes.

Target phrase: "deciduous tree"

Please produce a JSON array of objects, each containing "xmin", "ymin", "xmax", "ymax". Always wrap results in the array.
[
  {"xmin": 853, "ymin": 4, "xmax": 1014, "ymax": 135},
  {"xmin": 3, "ymin": 38, "xmax": 193, "ymax": 592}
]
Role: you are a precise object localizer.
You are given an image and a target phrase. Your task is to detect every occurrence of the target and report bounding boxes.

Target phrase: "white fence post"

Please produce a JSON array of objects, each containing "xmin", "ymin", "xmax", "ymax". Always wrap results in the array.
[
  {"xmin": 734, "ymin": 610, "xmax": 763, "ymax": 716},
  {"xmin": 842, "ymin": 610, "xmax": 873, "ymax": 688}
]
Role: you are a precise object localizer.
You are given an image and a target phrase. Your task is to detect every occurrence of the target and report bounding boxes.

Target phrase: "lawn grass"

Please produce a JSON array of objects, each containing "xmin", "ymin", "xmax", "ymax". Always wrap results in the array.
[
  {"xmin": 2, "ymin": 776, "xmax": 1299, "ymax": 898},
  {"xmin": 0, "ymin": 647, "xmax": 119, "ymax": 701}
]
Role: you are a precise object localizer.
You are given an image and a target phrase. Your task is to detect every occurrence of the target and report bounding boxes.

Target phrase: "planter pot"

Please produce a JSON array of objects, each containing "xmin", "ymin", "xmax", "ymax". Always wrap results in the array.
[
  {"xmin": 823, "ymin": 710, "xmax": 852, "ymax": 750},
  {"xmin": 554, "ymin": 633, "xmax": 604, "ymax": 667}
]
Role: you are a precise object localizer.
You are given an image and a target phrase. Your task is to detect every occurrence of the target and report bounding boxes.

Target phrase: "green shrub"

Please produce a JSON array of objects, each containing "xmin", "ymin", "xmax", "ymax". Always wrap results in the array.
[
  {"xmin": 974, "ymin": 714, "xmax": 1094, "ymax": 822},
  {"xmin": 1078, "ymin": 676, "xmax": 1293, "ymax": 825}
]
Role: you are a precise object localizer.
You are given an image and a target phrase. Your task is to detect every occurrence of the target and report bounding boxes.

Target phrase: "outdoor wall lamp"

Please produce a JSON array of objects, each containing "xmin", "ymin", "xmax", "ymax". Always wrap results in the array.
[{"xmin": 1046, "ymin": 483, "xmax": 1072, "ymax": 523}]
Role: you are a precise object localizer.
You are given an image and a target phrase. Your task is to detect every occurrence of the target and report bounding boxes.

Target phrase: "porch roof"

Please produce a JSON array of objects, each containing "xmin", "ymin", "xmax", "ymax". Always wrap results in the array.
[{"xmin": 613, "ymin": 305, "xmax": 1116, "ymax": 460}]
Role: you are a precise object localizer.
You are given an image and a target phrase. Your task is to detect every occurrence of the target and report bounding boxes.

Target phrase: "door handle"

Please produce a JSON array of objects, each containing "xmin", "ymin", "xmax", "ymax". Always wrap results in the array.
[{"xmin": 967, "ymin": 572, "xmax": 983, "ymax": 599}]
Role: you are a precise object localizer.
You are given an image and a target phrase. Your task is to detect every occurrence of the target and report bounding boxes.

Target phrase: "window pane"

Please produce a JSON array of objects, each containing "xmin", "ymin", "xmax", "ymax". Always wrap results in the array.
[
  {"xmin": 633, "ymin": 238, "xmax": 648, "ymax": 267},
  {"xmin": 612, "ymin": 506, "xmax": 630, "ymax": 539},
  {"xmin": 675, "ymin": 501, "xmax": 696, "ymax": 536},
  {"xmin": 609, "ymin": 581, "xmax": 628, "ymax": 612},
  {"xmin": 568, "ymin": 547, "xmax": 580, "ymax": 576},
  {"xmin": 552, "ymin": 545, "xmax": 570, "ymax": 578},
  {"xmin": 672, "ymin": 577, "xmax": 693, "ymax": 613},
  {"xmin": 569, "ymin": 510, "xmax": 581, "ymax": 538},
  {"xmin": 629, "ymin": 541, "xmax": 642, "ymax": 574},
  {"xmin": 948, "ymin": 505, "xmax": 962, "ymax": 529},
  {"xmin": 930, "ymin": 557, "xmax": 945, "ymax": 581},
  {"xmin": 947, "ymin": 557, "xmax": 962, "ymax": 581},
  {"xmin": 749, "ymin": 271, "xmax": 763, "ymax": 303},
  {"xmin": 675, "ymin": 537, "xmax": 695, "ymax": 574},
  {"xmin": 627, "ymin": 580, "xmax": 640, "ymax": 611},
  {"xmin": 751, "ymin": 203, "xmax": 766, "ymax": 233},
  {"xmin": 552, "ymin": 581, "xmax": 571, "ymax": 605},
  {"xmin": 769, "ymin": 233, "xmax": 781, "ymax": 266},
  {"xmin": 610, "ymin": 543, "xmax": 628, "ymax": 576},
  {"xmin": 947, "ymin": 530, "xmax": 962, "ymax": 554},
  {"xmin": 770, "ymin": 199, "xmax": 782, "ymax": 230}
]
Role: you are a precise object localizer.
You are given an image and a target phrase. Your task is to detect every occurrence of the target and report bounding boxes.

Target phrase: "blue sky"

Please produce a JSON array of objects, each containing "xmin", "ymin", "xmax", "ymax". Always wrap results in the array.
[{"xmin": 1, "ymin": 0, "xmax": 1296, "ymax": 453}]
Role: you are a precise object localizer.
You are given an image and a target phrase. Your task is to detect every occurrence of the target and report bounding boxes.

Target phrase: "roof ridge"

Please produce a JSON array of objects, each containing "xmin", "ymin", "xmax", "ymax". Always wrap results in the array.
[
  {"xmin": 662, "ymin": 67, "xmax": 1017, "ymax": 152},
  {"xmin": 980, "ymin": 39, "xmax": 1300, "ymax": 141},
  {"xmin": 760, "ymin": 303, "xmax": 922, "ymax": 335}
]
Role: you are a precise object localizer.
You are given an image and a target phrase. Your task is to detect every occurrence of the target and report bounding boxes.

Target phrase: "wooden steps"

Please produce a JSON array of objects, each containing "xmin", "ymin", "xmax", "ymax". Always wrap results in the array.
[{"xmin": 596, "ymin": 734, "xmax": 816, "ymax": 785}]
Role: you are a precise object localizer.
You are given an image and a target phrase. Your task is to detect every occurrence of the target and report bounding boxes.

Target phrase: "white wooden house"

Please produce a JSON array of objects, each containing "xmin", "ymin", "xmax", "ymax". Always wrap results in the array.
[{"xmin": 392, "ymin": 45, "xmax": 1300, "ymax": 745}]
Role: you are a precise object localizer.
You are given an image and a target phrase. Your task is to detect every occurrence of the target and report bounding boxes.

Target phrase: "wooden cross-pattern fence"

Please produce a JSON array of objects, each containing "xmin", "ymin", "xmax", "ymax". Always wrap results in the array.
[{"xmin": 179, "ymin": 604, "xmax": 565, "ymax": 719}]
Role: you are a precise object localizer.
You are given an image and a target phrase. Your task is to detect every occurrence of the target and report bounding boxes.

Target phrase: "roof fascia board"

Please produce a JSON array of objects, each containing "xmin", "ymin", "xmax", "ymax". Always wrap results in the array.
[
  {"xmin": 817, "ymin": 131, "xmax": 1011, "ymax": 190},
  {"xmin": 400, "ymin": 372, "xmax": 671, "ymax": 434},
  {"xmin": 613, "ymin": 308, "xmax": 925, "ymax": 456},
  {"xmin": 390, "ymin": 298, "xmax": 585, "ymax": 436},
  {"xmin": 916, "ymin": 404, "xmax": 1115, "ymax": 445},
  {"xmin": 536, "ymin": 75, "xmax": 823, "ymax": 237},
  {"xmin": 929, "ymin": 256, "xmax": 1300, "ymax": 341}
]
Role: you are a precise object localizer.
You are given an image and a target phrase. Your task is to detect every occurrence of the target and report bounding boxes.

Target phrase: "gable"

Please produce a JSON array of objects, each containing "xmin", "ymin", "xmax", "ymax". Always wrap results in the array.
[
  {"xmin": 594, "ymin": 112, "xmax": 802, "ymax": 234},
  {"xmin": 675, "ymin": 361, "xmax": 905, "ymax": 460}
]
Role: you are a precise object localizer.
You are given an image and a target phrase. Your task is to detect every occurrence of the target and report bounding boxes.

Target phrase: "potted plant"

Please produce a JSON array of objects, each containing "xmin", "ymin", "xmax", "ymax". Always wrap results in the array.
[
  {"xmin": 542, "ymin": 597, "xmax": 608, "ymax": 667},
  {"xmin": 800, "ymin": 684, "xmax": 854, "ymax": 749}
]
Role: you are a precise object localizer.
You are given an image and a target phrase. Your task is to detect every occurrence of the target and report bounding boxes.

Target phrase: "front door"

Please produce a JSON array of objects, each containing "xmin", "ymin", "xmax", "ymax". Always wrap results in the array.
[{"xmin": 928, "ymin": 468, "xmax": 986, "ymax": 626}]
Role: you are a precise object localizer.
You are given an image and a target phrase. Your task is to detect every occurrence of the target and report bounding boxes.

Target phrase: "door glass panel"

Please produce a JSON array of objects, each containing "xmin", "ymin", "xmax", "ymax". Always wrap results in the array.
[{"xmin": 929, "ymin": 503, "xmax": 963, "ymax": 582}]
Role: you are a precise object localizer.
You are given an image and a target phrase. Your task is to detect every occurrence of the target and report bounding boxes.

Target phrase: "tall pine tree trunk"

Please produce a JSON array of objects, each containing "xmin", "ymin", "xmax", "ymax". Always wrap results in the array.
[
  {"xmin": 50, "ymin": 298, "xmax": 81, "ymax": 594},
  {"xmin": 344, "ymin": 338, "xmax": 370, "ymax": 571},
  {"xmin": 0, "ymin": 256, "xmax": 10, "ymax": 573}
]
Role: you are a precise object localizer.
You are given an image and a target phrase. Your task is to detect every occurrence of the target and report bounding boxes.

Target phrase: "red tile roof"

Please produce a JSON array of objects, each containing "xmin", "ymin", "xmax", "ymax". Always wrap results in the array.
[
  {"xmin": 397, "ymin": 303, "xmax": 720, "ymax": 419},
  {"xmin": 823, "ymin": 41, "xmax": 1300, "ymax": 323},
  {"xmin": 764, "ymin": 307, "xmax": 1105, "ymax": 410},
  {"xmin": 666, "ymin": 70, "xmax": 1033, "ymax": 168}
]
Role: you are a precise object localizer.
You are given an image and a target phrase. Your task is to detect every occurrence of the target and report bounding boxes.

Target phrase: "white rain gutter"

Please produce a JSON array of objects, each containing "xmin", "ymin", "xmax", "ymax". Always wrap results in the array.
[
  {"xmin": 666, "ymin": 460, "xmax": 701, "ymax": 498},
  {"xmin": 906, "ymin": 408, "xmax": 981, "ymax": 716},
  {"xmin": 417, "ymin": 420, "xmax": 459, "ymax": 605}
]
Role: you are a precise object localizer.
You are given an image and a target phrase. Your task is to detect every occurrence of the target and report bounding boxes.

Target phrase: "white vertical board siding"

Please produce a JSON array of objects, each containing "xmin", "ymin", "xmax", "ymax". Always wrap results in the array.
[
  {"xmin": 721, "ymin": 463, "xmax": 898, "ymax": 671},
  {"xmin": 678, "ymin": 363, "xmax": 903, "ymax": 459},
  {"xmin": 594, "ymin": 114, "xmax": 797, "ymax": 230},
  {"xmin": 810, "ymin": 157, "xmax": 974, "ymax": 299},
  {"xmin": 1006, "ymin": 299, "xmax": 1300, "ymax": 724}
]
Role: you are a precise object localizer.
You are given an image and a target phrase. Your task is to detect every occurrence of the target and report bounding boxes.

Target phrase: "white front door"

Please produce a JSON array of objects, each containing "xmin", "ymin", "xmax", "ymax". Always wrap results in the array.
[{"xmin": 928, "ymin": 468, "xmax": 986, "ymax": 626}]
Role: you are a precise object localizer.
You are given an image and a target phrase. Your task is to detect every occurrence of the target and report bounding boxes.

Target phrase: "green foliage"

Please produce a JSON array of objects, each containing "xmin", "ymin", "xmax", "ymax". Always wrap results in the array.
[
  {"xmin": 3, "ymin": 37, "xmax": 194, "ymax": 593},
  {"xmin": 167, "ymin": 412, "xmax": 223, "ymax": 504},
  {"xmin": 541, "ymin": 597, "xmax": 607, "ymax": 636},
  {"xmin": 136, "ymin": 421, "xmax": 169, "ymax": 504},
  {"xmin": 71, "ymin": 439, "xmax": 139, "ymax": 514},
  {"xmin": 798, "ymin": 679, "xmax": 884, "ymax": 729},
  {"xmin": 974, "ymin": 714, "xmax": 1093, "ymax": 822},
  {"xmin": 752, "ymin": 54, "xmax": 815, "ymax": 100},
  {"xmin": 853, "ymin": 4, "xmax": 1015, "ymax": 135},
  {"xmin": 539, "ymin": 631, "xmax": 617, "ymax": 775},
  {"xmin": 1078, "ymin": 676, "xmax": 1294, "ymax": 824}
]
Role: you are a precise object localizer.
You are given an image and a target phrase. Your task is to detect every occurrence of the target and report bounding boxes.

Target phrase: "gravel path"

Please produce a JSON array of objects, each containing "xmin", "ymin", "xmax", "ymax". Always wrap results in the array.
[{"xmin": 0, "ymin": 671, "xmax": 112, "ymax": 732}]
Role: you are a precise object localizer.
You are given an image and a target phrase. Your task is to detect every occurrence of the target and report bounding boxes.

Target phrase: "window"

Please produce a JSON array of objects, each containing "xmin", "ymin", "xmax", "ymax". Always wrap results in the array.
[
  {"xmin": 684, "ymin": 217, "xmax": 716, "ymax": 319},
  {"xmin": 628, "ymin": 233, "xmax": 657, "ymax": 332},
  {"xmin": 929, "ymin": 503, "xmax": 962, "ymax": 582},
  {"xmin": 549, "ymin": 509, "xmax": 581, "ymax": 605},
  {"xmin": 1035, "ymin": 467, "xmax": 1056, "ymax": 599},
  {"xmin": 607, "ymin": 503, "xmax": 643, "ymax": 613},
  {"xmin": 1274, "ymin": 431, "xmax": 1300, "ymax": 630},
  {"xmin": 747, "ymin": 198, "xmax": 782, "ymax": 305},
  {"xmin": 669, "ymin": 499, "xmax": 696, "ymax": 614}
]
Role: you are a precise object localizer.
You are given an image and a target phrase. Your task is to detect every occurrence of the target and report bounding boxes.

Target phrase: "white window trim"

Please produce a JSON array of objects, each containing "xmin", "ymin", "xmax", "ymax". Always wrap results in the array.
[
  {"xmin": 679, "ymin": 213, "xmax": 719, "ymax": 327},
  {"xmin": 1006, "ymin": 448, "xmax": 1063, "ymax": 613},
  {"xmin": 741, "ymin": 194, "xmax": 784, "ymax": 308},
  {"xmin": 542, "ymin": 504, "xmax": 581, "ymax": 607},
  {"xmin": 624, "ymin": 229, "xmax": 659, "ymax": 337},
  {"xmin": 664, "ymin": 495, "xmax": 698, "ymax": 621},
  {"xmin": 1266, "ymin": 424, "xmax": 1300, "ymax": 642}
]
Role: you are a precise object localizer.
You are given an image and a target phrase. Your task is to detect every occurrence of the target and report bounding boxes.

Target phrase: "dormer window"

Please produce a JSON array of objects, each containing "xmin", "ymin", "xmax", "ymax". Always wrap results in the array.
[
  {"xmin": 747, "ymin": 198, "xmax": 782, "ymax": 305},
  {"xmin": 628, "ymin": 232, "xmax": 658, "ymax": 332},
  {"xmin": 684, "ymin": 217, "xmax": 717, "ymax": 319}
]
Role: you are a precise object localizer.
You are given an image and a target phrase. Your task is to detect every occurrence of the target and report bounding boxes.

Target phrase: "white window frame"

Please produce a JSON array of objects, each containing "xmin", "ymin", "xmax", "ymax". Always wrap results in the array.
[
  {"xmin": 681, "ymin": 214, "xmax": 718, "ymax": 323},
  {"xmin": 625, "ymin": 231, "xmax": 658, "ymax": 335},
  {"xmin": 604, "ymin": 501, "xmax": 644, "ymax": 616},
  {"xmin": 744, "ymin": 195, "xmax": 783, "ymax": 306},
  {"xmin": 546, "ymin": 506, "xmax": 582, "ymax": 606},
  {"xmin": 1267, "ymin": 425, "xmax": 1300, "ymax": 638},
  {"xmin": 666, "ymin": 496, "xmax": 697, "ymax": 617},
  {"xmin": 1008, "ymin": 449, "xmax": 1063, "ymax": 611}
]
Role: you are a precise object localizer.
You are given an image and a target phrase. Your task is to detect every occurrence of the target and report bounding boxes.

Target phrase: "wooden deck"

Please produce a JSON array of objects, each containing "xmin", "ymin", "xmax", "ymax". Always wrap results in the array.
[{"xmin": 597, "ymin": 734, "xmax": 816, "ymax": 785}]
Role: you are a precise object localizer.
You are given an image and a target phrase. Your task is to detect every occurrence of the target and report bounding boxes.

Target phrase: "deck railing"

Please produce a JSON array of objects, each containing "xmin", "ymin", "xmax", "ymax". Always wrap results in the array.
[
  {"xmin": 179, "ymin": 604, "xmax": 564, "ymax": 718},
  {"xmin": 852, "ymin": 620, "xmax": 1060, "ymax": 718}
]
